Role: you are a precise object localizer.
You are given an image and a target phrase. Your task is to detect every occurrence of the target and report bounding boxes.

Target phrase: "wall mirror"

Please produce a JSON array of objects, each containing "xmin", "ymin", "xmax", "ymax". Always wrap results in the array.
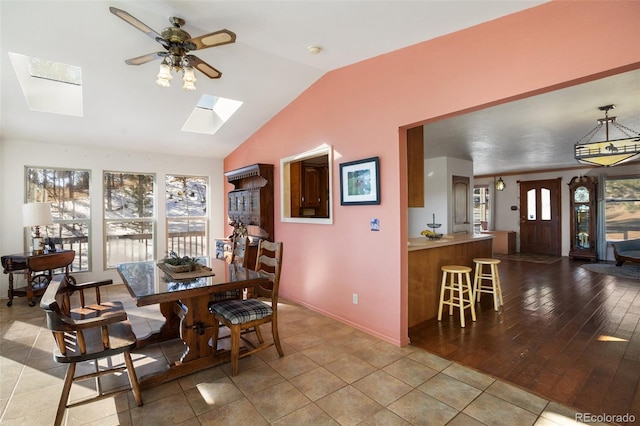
[{"xmin": 280, "ymin": 145, "xmax": 333, "ymax": 224}]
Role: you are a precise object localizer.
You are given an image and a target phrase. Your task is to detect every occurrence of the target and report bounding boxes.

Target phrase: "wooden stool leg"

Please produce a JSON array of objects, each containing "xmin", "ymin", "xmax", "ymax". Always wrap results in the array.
[
  {"xmin": 437, "ymin": 272, "xmax": 447, "ymax": 321},
  {"xmin": 466, "ymin": 271, "xmax": 476, "ymax": 322},
  {"xmin": 493, "ymin": 264, "xmax": 504, "ymax": 308},
  {"xmin": 490, "ymin": 264, "xmax": 499, "ymax": 310},
  {"xmin": 473, "ymin": 263, "xmax": 482, "ymax": 303},
  {"xmin": 448, "ymin": 273, "xmax": 454, "ymax": 316},
  {"xmin": 457, "ymin": 272, "xmax": 465, "ymax": 327}
]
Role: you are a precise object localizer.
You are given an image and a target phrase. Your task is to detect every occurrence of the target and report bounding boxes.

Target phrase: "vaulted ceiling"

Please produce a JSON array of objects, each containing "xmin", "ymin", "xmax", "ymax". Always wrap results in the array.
[{"xmin": 2, "ymin": 1, "xmax": 639, "ymax": 176}]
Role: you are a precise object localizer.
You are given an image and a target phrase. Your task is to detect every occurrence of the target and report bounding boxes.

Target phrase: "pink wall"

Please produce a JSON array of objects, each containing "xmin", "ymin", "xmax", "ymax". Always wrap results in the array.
[{"xmin": 224, "ymin": 1, "xmax": 640, "ymax": 346}]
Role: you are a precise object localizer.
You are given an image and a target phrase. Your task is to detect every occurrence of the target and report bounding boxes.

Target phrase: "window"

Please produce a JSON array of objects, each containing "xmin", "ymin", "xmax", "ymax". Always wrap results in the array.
[
  {"xmin": 25, "ymin": 167, "xmax": 90, "ymax": 272},
  {"xmin": 605, "ymin": 176, "xmax": 640, "ymax": 241},
  {"xmin": 280, "ymin": 145, "xmax": 333, "ymax": 224},
  {"xmin": 166, "ymin": 175, "xmax": 208, "ymax": 257},
  {"xmin": 104, "ymin": 172, "xmax": 155, "ymax": 268},
  {"xmin": 473, "ymin": 186, "xmax": 490, "ymax": 233}
]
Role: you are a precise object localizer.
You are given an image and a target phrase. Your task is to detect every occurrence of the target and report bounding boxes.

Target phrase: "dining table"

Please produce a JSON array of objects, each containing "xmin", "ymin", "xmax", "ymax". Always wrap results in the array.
[{"xmin": 117, "ymin": 257, "xmax": 268, "ymax": 389}]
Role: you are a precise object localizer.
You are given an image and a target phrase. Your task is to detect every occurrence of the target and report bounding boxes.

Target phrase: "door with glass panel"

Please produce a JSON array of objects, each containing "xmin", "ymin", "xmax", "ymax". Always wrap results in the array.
[{"xmin": 519, "ymin": 178, "xmax": 562, "ymax": 255}]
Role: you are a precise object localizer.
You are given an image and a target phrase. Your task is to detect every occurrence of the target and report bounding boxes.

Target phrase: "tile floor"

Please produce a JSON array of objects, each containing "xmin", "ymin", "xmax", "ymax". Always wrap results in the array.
[{"xmin": 0, "ymin": 284, "xmax": 604, "ymax": 425}]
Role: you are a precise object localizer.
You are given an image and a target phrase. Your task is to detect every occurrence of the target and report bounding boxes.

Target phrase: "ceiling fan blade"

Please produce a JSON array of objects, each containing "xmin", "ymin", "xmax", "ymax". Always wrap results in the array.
[
  {"xmin": 125, "ymin": 52, "xmax": 167, "ymax": 66},
  {"xmin": 188, "ymin": 29, "xmax": 236, "ymax": 50},
  {"xmin": 187, "ymin": 55, "xmax": 222, "ymax": 79},
  {"xmin": 109, "ymin": 7, "xmax": 163, "ymax": 44}
]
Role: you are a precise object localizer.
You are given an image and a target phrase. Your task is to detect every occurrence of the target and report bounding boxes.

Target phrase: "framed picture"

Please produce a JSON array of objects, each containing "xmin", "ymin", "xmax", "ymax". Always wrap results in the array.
[{"xmin": 339, "ymin": 156, "xmax": 380, "ymax": 205}]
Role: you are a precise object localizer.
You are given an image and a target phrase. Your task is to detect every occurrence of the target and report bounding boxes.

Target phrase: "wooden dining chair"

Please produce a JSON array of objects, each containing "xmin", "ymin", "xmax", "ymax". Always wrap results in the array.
[
  {"xmin": 209, "ymin": 240, "xmax": 284, "ymax": 376},
  {"xmin": 211, "ymin": 236, "xmax": 249, "ymax": 303},
  {"xmin": 41, "ymin": 274, "xmax": 143, "ymax": 426},
  {"xmin": 229, "ymin": 236, "xmax": 249, "ymax": 267}
]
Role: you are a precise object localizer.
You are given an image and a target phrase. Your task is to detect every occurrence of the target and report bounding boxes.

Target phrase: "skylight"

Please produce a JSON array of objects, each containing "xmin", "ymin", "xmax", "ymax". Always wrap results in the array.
[
  {"xmin": 182, "ymin": 95, "xmax": 243, "ymax": 135},
  {"xmin": 9, "ymin": 52, "xmax": 83, "ymax": 117}
]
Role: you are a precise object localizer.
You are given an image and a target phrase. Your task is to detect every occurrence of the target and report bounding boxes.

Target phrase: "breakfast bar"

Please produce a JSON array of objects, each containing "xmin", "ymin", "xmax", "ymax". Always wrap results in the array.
[{"xmin": 408, "ymin": 234, "xmax": 493, "ymax": 329}]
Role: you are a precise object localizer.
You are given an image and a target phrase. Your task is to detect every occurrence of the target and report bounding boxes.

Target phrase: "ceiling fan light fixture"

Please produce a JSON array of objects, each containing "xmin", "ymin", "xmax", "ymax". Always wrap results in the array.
[
  {"xmin": 182, "ymin": 66, "xmax": 197, "ymax": 90},
  {"xmin": 156, "ymin": 63, "xmax": 172, "ymax": 87},
  {"xmin": 111, "ymin": 8, "xmax": 235, "ymax": 91},
  {"xmin": 574, "ymin": 105, "xmax": 640, "ymax": 167}
]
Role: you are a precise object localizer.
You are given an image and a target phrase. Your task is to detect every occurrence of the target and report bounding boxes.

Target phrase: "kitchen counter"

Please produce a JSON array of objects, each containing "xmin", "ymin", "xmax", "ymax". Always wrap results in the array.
[
  {"xmin": 408, "ymin": 233, "xmax": 493, "ymax": 251},
  {"xmin": 408, "ymin": 233, "xmax": 493, "ymax": 329}
]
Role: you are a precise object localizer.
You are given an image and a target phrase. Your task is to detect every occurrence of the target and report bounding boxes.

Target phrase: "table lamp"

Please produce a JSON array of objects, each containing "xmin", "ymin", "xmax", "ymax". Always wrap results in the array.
[{"xmin": 22, "ymin": 202, "xmax": 53, "ymax": 255}]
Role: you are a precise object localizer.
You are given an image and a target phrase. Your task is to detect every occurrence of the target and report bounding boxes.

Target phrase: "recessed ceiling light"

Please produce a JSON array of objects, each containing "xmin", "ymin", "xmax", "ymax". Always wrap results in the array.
[{"xmin": 307, "ymin": 46, "xmax": 322, "ymax": 55}]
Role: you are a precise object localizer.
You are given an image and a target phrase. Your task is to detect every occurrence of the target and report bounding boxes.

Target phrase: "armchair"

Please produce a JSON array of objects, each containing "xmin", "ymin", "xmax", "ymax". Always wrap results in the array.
[{"xmin": 40, "ymin": 274, "xmax": 142, "ymax": 425}]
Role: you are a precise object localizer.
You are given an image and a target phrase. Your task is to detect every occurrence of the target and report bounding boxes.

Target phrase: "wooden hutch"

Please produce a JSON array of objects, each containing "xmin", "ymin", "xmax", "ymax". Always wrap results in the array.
[{"xmin": 216, "ymin": 164, "xmax": 274, "ymax": 267}]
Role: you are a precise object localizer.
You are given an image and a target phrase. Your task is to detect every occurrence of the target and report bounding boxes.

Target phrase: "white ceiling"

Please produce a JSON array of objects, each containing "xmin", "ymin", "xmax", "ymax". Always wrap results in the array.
[{"xmin": 2, "ymin": 1, "xmax": 639, "ymax": 176}]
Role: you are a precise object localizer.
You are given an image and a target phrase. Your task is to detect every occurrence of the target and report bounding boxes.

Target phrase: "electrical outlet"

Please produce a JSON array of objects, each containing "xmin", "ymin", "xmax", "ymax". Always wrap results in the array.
[{"xmin": 353, "ymin": 293, "xmax": 358, "ymax": 304}]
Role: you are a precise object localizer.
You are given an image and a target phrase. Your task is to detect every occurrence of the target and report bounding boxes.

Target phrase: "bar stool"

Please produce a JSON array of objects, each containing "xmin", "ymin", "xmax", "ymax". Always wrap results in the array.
[
  {"xmin": 472, "ymin": 258, "xmax": 504, "ymax": 311},
  {"xmin": 438, "ymin": 265, "xmax": 476, "ymax": 327}
]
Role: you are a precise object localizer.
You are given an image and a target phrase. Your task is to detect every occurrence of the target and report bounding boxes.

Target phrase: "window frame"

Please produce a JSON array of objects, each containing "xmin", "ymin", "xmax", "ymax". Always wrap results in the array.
[
  {"xmin": 280, "ymin": 145, "xmax": 334, "ymax": 225},
  {"xmin": 103, "ymin": 171, "xmax": 156, "ymax": 269},
  {"xmin": 604, "ymin": 174, "xmax": 640, "ymax": 242},
  {"xmin": 24, "ymin": 166, "xmax": 92, "ymax": 273},
  {"xmin": 165, "ymin": 174, "xmax": 209, "ymax": 258}
]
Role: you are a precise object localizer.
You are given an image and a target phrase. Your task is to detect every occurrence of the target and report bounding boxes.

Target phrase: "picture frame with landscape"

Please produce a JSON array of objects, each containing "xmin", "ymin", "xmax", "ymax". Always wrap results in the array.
[{"xmin": 339, "ymin": 156, "xmax": 380, "ymax": 205}]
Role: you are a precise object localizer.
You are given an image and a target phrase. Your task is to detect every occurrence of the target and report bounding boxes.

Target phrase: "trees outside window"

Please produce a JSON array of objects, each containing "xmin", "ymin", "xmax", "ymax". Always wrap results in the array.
[
  {"xmin": 25, "ymin": 167, "xmax": 91, "ymax": 272},
  {"xmin": 605, "ymin": 176, "xmax": 640, "ymax": 241},
  {"xmin": 104, "ymin": 172, "xmax": 155, "ymax": 268},
  {"xmin": 166, "ymin": 175, "xmax": 208, "ymax": 258}
]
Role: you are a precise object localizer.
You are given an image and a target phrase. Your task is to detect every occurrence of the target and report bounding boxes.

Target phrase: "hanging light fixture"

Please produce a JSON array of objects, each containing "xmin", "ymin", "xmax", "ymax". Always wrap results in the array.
[
  {"xmin": 155, "ymin": 53, "xmax": 198, "ymax": 91},
  {"xmin": 155, "ymin": 62, "xmax": 172, "ymax": 87},
  {"xmin": 182, "ymin": 66, "xmax": 197, "ymax": 91},
  {"xmin": 495, "ymin": 177, "xmax": 506, "ymax": 191},
  {"xmin": 574, "ymin": 105, "xmax": 640, "ymax": 167}
]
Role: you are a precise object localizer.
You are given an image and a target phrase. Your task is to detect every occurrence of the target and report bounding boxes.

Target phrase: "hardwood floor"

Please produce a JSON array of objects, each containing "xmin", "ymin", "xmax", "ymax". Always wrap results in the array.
[{"xmin": 409, "ymin": 256, "xmax": 640, "ymax": 421}]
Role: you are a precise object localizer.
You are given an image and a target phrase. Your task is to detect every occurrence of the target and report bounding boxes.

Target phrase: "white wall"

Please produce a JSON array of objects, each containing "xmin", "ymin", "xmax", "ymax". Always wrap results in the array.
[
  {"xmin": 0, "ymin": 139, "xmax": 224, "ymax": 299},
  {"xmin": 408, "ymin": 156, "xmax": 474, "ymax": 237},
  {"xmin": 474, "ymin": 163, "xmax": 639, "ymax": 260}
]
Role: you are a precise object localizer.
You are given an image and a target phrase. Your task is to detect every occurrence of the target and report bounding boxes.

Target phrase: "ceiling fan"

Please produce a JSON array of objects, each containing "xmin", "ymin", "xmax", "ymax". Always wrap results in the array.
[{"xmin": 109, "ymin": 6, "xmax": 236, "ymax": 82}]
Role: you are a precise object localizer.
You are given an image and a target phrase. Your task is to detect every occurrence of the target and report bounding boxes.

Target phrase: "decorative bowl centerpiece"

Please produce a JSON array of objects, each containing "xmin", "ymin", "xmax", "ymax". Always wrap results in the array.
[
  {"xmin": 161, "ymin": 251, "xmax": 200, "ymax": 273},
  {"xmin": 421, "ymin": 213, "xmax": 443, "ymax": 240}
]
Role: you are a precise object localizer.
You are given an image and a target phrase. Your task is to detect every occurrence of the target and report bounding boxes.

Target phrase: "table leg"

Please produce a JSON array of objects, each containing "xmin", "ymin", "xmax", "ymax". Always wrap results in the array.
[
  {"xmin": 7, "ymin": 272, "xmax": 14, "ymax": 306},
  {"xmin": 26, "ymin": 273, "xmax": 36, "ymax": 307},
  {"xmin": 135, "ymin": 301, "xmax": 181, "ymax": 348},
  {"xmin": 137, "ymin": 297, "xmax": 232, "ymax": 390},
  {"xmin": 179, "ymin": 296, "xmax": 218, "ymax": 363}
]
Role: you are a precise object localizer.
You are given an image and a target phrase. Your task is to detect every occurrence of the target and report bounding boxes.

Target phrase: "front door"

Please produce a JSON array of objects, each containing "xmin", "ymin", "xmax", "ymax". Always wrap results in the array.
[{"xmin": 519, "ymin": 178, "xmax": 562, "ymax": 255}]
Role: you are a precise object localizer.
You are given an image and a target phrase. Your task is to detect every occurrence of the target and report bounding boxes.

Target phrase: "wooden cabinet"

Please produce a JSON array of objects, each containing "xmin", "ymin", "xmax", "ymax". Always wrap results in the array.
[
  {"xmin": 481, "ymin": 231, "xmax": 516, "ymax": 255},
  {"xmin": 225, "ymin": 164, "xmax": 274, "ymax": 241},
  {"xmin": 407, "ymin": 126, "xmax": 424, "ymax": 207},
  {"xmin": 568, "ymin": 176, "xmax": 597, "ymax": 260},
  {"xmin": 290, "ymin": 161, "xmax": 329, "ymax": 218}
]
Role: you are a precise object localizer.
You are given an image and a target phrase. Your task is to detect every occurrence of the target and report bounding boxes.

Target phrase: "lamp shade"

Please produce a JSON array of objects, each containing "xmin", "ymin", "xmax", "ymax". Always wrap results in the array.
[{"xmin": 22, "ymin": 202, "xmax": 53, "ymax": 227}]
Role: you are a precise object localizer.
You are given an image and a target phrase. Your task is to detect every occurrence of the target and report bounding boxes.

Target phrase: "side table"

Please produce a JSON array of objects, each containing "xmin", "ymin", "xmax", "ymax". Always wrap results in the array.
[{"xmin": 1, "ymin": 250, "xmax": 75, "ymax": 306}]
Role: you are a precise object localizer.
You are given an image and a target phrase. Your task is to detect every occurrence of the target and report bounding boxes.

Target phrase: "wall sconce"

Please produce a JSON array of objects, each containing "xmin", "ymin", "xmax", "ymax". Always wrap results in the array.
[
  {"xmin": 22, "ymin": 202, "xmax": 53, "ymax": 255},
  {"xmin": 495, "ymin": 177, "xmax": 506, "ymax": 191},
  {"xmin": 574, "ymin": 105, "xmax": 640, "ymax": 167}
]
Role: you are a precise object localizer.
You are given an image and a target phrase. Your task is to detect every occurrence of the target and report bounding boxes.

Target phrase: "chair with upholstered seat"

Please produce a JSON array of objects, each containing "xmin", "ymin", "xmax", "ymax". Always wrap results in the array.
[
  {"xmin": 211, "ymin": 236, "xmax": 249, "ymax": 303},
  {"xmin": 209, "ymin": 240, "xmax": 284, "ymax": 376},
  {"xmin": 41, "ymin": 274, "xmax": 143, "ymax": 425}
]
